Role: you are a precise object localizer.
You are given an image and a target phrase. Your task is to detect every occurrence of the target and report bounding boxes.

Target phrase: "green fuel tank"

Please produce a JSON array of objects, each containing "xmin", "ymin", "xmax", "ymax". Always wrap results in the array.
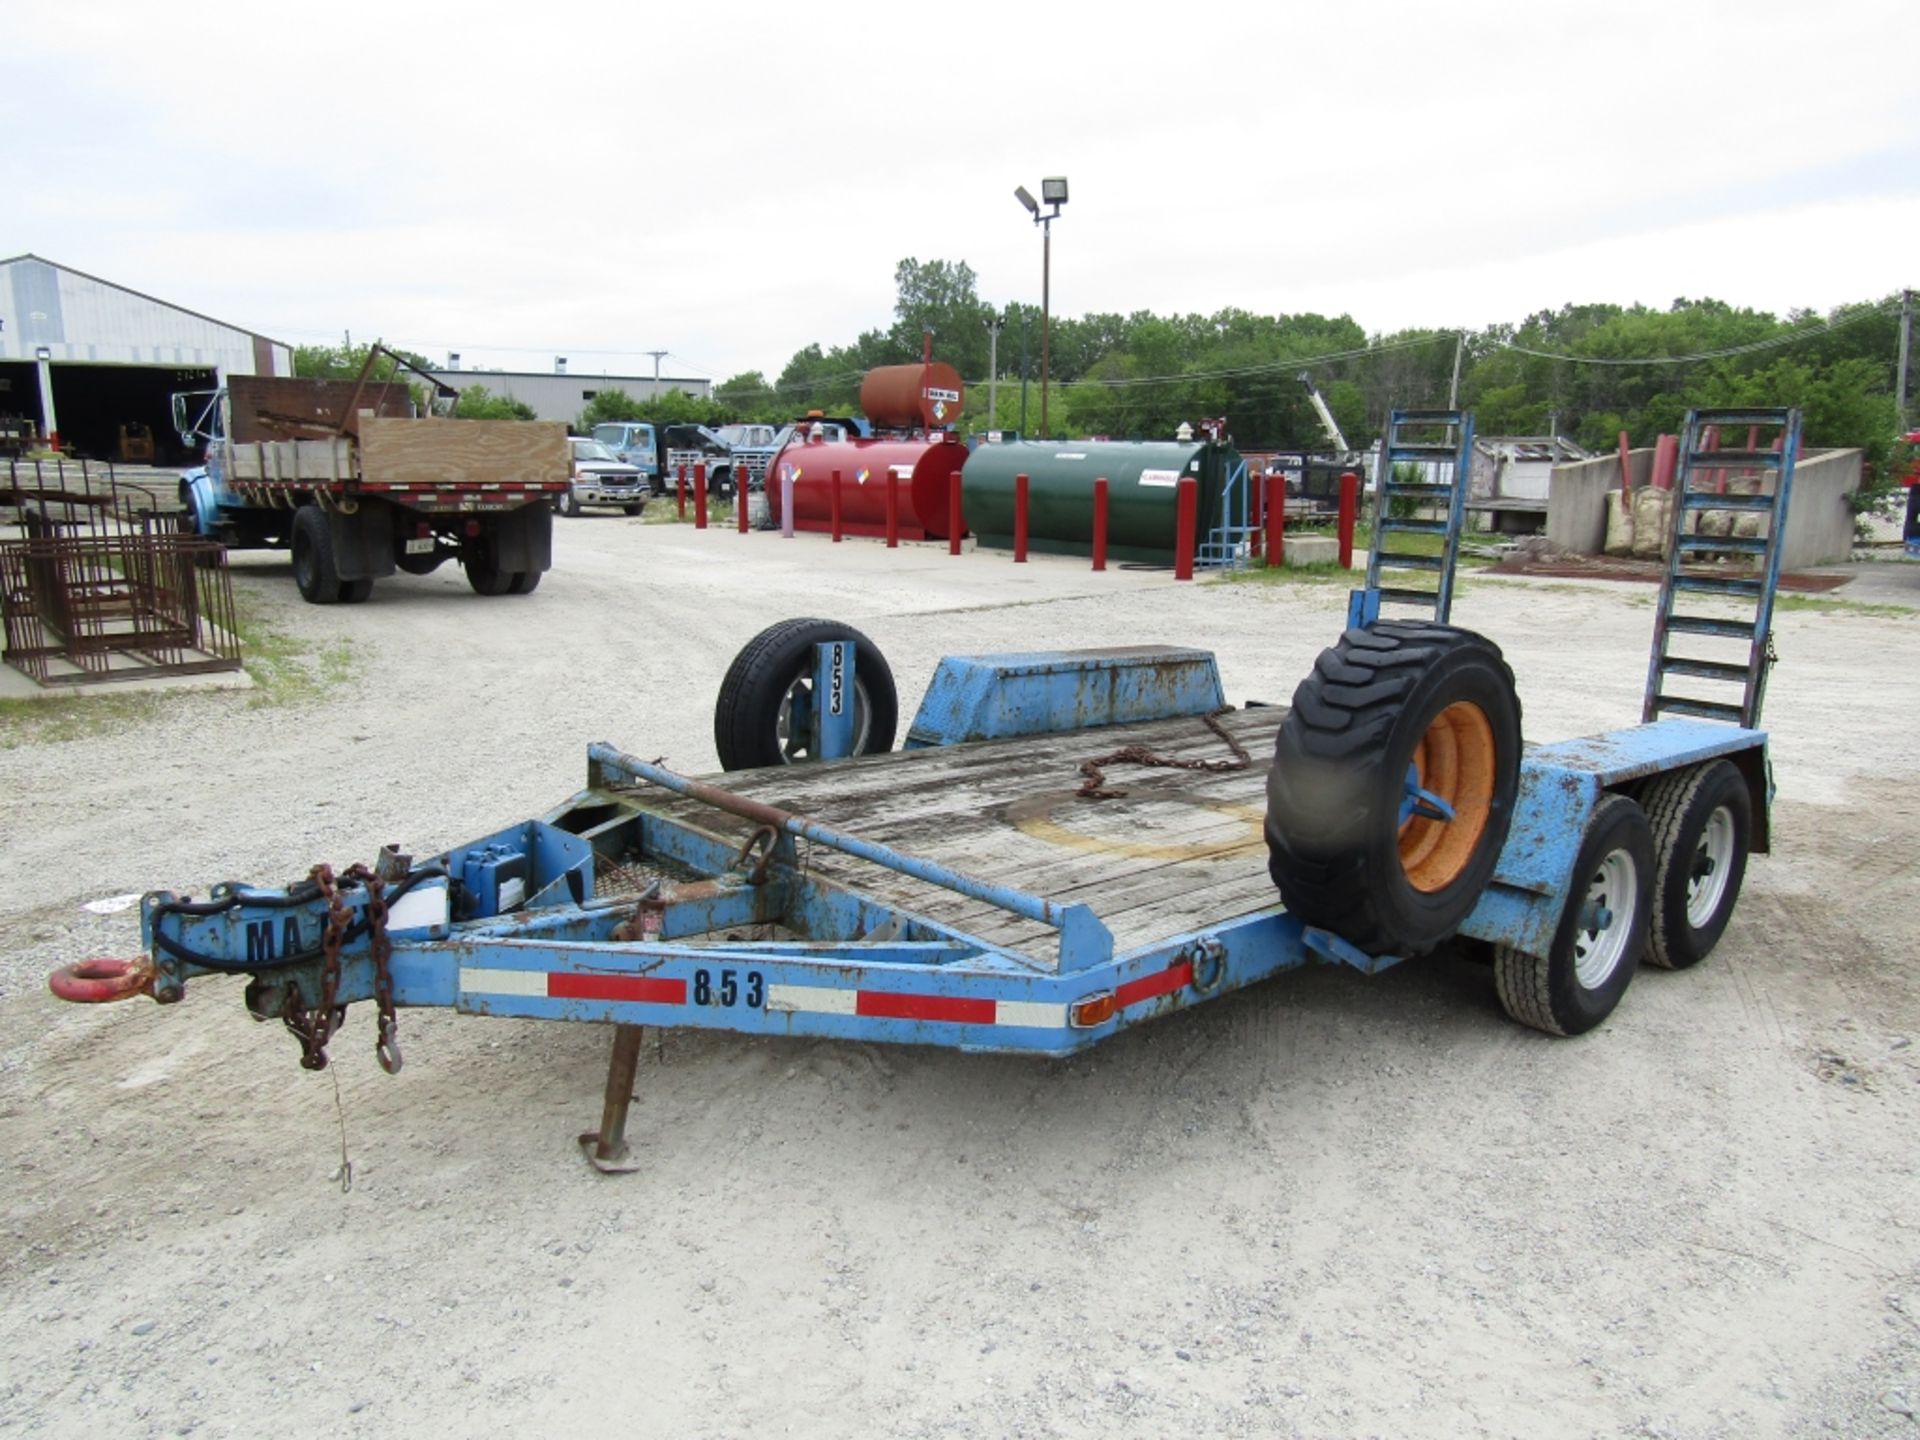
[{"xmin": 960, "ymin": 439, "xmax": 1240, "ymax": 563}]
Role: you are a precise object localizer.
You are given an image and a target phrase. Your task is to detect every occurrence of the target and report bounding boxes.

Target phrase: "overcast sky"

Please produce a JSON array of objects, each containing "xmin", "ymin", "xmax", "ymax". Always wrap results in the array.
[{"xmin": 10, "ymin": 0, "xmax": 1917, "ymax": 383}]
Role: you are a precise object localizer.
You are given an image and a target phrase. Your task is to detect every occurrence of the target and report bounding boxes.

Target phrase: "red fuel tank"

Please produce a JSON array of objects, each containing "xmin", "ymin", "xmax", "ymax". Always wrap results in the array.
[
  {"xmin": 858, "ymin": 363, "xmax": 965, "ymax": 430},
  {"xmin": 769, "ymin": 435, "xmax": 969, "ymax": 540}
]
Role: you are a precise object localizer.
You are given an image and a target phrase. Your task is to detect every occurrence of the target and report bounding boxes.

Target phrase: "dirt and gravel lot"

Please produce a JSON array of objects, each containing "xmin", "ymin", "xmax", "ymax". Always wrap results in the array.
[{"xmin": 3, "ymin": 518, "xmax": 1918, "ymax": 1439}]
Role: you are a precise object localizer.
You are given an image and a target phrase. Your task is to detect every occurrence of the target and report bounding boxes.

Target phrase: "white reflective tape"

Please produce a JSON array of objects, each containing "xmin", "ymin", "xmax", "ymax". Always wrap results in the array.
[
  {"xmin": 461, "ymin": 966, "xmax": 548, "ymax": 997},
  {"xmin": 994, "ymin": 1000, "xmax": 1069, "ymax": 1029},
  {"xmin": 765, "ymin": 983, "xmax": 856, "ymax": 1015}
]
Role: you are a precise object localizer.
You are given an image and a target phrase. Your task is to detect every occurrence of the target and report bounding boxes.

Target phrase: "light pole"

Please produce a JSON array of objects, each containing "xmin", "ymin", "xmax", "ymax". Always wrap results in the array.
[{"xmin": 1014, "ymin": 177, "xmax": 1068, "ymax": 438}]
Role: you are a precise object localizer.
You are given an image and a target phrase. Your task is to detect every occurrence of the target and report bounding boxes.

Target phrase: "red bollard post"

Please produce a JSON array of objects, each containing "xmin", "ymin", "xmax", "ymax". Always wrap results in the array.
[
  {"xmin": 1092, "ymin": 477, "xmax": 1109, "ymax": 572},
  {"xmin": 676, "ymin": 466, "xmax": 687, "ymax": 520},
  {"xmin": 948, "ymin": 473, "xmax": 963, "ymax": 557},
  {"xmin": 737, "ymin": 474, "xmax": 750, "ymax": 534},
  {"xmin": 830, "ymin": 469, "xmax": 843, "ymax": 542},
  {"xmin": 1266, "ymin": 474, "xmax": 1285, "ymax": 567},
  {"xmin": 1174, "ymin": 476, "xmax": 1197, "ymax": 581},
  {"xmin": 1248, "ymin": 469, "xmax": 1263, "ymax": 560},
  {"xmin": 885, "ymin": 471, "xmax": 899, "ymax": 548},
  {"xmin": 694, "ymin": 463, "xmax": 709, "ymax": 529},
  {"xmin": 1013, "ymin": 473, "xmax": 1029, "ymax": 563},
  {"xmin": 1337, "ymin": 470, "xmax": 1358, "ymax": 569}
]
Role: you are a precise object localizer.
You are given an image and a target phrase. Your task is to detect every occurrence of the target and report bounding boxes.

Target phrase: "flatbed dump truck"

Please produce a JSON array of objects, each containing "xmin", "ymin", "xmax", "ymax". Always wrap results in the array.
[
  {"xmin": 49, "ymin": 408, "xmax": 1800, "ymax": 1173},
  {"xmin": 173, "ymin": 346, "xmax": 570, "ymax": 602}
]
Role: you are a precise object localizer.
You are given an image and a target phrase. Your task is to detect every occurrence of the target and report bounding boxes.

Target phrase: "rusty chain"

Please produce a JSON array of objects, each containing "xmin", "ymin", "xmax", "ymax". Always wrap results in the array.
[
  {"xmin": 283, "ymin": 863, "xmax": 349, "ymax": 1070},
  {"xmin": 1076, "ymin": 708, "xmax": 1252, "ymax": 800},
  {"xmin": 346, "ymin": 862, "xmax": 402, "ymax": 1075},
  {"xmin": 280, "ymin": 861, "xmax": 402, "ymax": 1074}
]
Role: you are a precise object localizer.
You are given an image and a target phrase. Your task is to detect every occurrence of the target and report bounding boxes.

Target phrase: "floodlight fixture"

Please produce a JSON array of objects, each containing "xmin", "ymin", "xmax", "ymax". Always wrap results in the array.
[
  {"xmin": 1014, "ymin": 185, "xmax": 1039, "ymax": 216},
  {"xmin": 1041, "ymin": 176, "xmax": 1068, "ymax": 205}
]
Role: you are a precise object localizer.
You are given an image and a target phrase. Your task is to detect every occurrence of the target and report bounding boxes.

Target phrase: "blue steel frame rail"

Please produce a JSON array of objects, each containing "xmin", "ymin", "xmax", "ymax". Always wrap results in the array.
[{"xmin": 132, "ymin": 718, "xmax": 1769, "ymax": 1069}]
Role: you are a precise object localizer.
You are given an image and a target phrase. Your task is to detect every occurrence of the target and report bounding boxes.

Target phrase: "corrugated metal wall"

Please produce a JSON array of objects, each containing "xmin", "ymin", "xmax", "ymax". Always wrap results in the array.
[{"xmin": 0, "ymin": 256, "xmax": 288, "ymax": 376}]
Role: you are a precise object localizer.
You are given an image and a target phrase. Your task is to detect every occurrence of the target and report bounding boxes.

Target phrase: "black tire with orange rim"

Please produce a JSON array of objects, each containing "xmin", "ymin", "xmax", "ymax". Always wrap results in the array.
[{"xmin": 1265, "ymin": 621, "xmax": 1522, "ymax": 957}]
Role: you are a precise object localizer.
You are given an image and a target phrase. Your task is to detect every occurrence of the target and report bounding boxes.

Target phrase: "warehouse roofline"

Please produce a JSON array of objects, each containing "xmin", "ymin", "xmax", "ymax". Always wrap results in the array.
[{"xmin": 0, "ymin": 252, "xmax": 292, "ymax": 353}]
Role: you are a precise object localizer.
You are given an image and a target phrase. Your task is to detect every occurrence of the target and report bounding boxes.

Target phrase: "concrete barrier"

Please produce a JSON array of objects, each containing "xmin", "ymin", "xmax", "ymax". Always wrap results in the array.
[
  {"xmin": 1778, "ymin": 448, "xmax": 1861, "ymax": 569},
  {"xmin": 1548, "ymin": 449, "xmax": 1650, "ymax": 554},
  {"xmin": 1284, "ymin": 534, "xmax": 1341, "ymax": 567}
]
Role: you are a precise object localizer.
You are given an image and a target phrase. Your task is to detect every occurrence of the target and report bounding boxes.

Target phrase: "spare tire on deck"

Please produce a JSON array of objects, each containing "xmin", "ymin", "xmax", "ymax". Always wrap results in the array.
[{"xmin": 1265, "ymin": 621, "xmax": 1522, "ymax": 957}]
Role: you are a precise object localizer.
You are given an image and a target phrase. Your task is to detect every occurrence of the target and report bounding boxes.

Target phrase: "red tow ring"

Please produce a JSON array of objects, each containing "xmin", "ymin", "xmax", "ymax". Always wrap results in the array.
[{"xmin": 48, "ymin": 958, "xmax": 155, "ymax": 1004}]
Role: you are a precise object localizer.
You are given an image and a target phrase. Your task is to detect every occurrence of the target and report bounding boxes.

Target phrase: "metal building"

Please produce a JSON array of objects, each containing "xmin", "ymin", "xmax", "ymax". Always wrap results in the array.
[
  {"xmin": 427, "ymin": 367, "xmax": 711, "ymax": 427},
  {"xmin": 1, "ymin": 253, "xmax": 292, "ymax": 465}
]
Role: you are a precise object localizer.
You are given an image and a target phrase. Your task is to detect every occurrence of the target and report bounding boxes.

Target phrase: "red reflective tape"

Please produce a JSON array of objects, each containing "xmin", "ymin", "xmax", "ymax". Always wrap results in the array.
[
  {"xmin": 548, "ymin": 973, "xmax": 686, "ymax": 1005},
  {"xmin": 856, "ymin": 991, "xmax": 997, "ymax": 1024},
  {"xmin": 1117, "ymin": 961, "xmax": 1192, "ymax": 1009}
]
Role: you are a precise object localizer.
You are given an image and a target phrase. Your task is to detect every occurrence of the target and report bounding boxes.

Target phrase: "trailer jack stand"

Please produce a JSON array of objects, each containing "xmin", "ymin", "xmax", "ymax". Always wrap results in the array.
[{"xmin": 577, "ymin": 1023, "xmax": 647, "ymax": 1175}]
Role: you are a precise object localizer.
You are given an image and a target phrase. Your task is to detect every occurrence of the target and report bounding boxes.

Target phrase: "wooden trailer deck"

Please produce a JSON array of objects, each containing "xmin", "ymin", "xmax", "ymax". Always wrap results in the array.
[{"xmin": 634, "ymin": 707, "xmax": 1287, "ymax": 969}]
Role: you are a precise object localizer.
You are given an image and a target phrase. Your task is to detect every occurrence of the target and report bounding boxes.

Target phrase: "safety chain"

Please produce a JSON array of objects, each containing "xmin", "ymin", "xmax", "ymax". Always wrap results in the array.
[
  {"xmin": 283, "ymin": 863, "xmax": 350, "ymax": 1070},
  {"xmin": 1076, "ymin": 708, "xmax": 1252, "ymax": 800},
  {"xmin": 346, "ymin": 862, "xmax": 403, "ymax": 1075}
]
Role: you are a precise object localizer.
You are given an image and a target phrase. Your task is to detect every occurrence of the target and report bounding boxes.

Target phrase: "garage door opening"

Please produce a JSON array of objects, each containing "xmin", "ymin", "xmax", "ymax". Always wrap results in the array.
[{"xmin": 48, "ymin": 364, "xmax": 218, "ymax": 466}]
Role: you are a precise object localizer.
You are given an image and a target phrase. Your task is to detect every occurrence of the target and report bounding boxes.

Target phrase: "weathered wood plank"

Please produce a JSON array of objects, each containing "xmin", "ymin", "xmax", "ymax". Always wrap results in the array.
[{"xmin": 358, "ymin": 418, "xmax": 569, "ymax": 489}]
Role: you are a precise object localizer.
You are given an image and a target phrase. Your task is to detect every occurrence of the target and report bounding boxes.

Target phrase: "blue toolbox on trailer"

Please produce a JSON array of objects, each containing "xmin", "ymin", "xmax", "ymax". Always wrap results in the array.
[{"xmin": 48, "ymin": 408, "xmax": 1801, "ymax": 1175}]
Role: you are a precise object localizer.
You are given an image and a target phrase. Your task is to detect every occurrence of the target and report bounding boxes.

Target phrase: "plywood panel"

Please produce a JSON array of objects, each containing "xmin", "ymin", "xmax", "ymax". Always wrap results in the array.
[{"xmin": 358, "ymin": 418, "xmax": 569, "ymax": 488}]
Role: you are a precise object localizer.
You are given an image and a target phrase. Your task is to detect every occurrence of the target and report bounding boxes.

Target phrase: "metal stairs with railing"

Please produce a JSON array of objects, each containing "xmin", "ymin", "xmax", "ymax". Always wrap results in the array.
[
  {"xmin": 1642, "ymin": 407, "xmax": 1801, "ymax": 728},
  {"xmin": 1196, "ymin": 456, "xmax": 1258, "ymax": 571}
]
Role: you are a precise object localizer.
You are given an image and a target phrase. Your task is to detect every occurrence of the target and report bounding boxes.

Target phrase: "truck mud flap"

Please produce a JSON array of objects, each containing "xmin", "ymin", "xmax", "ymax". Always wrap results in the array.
[
  {"xmin": 489, "ymin": 503, "xmax": 553, "ymax": 574},
  {"xmin": 328, "ymin": 497, "xmax": 399, "ymax": 581}
]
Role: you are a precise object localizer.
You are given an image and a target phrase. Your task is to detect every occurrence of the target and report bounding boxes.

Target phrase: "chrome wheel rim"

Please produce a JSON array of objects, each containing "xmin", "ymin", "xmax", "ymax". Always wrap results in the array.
[
  {"xmin": 1685, "ymin": 807, "xmax": 1735, "ymax": 929},
  {"xmin": 1574, "ymin": 848, "xmax": 1639, "ymax": 990},
  {"xmin": 775, "ymin": 673, "xmax": 872, "ymax": 763}
]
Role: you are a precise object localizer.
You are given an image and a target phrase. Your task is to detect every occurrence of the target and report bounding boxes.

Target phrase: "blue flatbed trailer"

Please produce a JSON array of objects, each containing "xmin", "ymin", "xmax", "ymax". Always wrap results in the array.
[
  {"xmin": 52, "ymin": 401, "xmax": 1796, "ymax": 1173},
  {"xmin": 53, "ymin": 635, "xmax": 1768, "ymax": 1172}
]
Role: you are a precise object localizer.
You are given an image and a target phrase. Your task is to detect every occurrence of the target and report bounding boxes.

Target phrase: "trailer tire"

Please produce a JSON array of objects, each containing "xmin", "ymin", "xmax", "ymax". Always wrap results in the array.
[
  {"xmin": 463, "ymin": 554, "xmax": 515, "ymax": 596},
  {"xmin": 714, "ymin": 618, "xmax": 898, "ymax": 770},
  {"xmin": 1640, "ymin": 760, "xmax": 1751, "ymax": 970},
  {"xmin": 508, "ymin": 570, "xmax": 542, "ymax": 595},
  {"xmin": 1265, "ymin": 621, "xmax": 1521, "ymax": 957},
  {"xmin": 291, "ymin": 505, "xmax": 345, "ymax": 605},
  {"xmin": 1494, "ymin": 794, "xmax": 1654, "ymax": 1035}
]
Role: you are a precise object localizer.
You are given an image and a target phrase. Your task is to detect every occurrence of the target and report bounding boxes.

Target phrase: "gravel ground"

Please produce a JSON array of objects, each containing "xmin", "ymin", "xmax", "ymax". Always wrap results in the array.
[{"xmin": 3, "ymin": 518, "xmax": 1918, "ymax": 1439}]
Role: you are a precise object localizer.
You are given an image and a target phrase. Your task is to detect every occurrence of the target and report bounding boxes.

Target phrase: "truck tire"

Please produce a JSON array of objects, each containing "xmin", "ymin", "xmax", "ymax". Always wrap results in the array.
[
  {"xmin": 710, "ymin": 467, "xmax": 735, "ymax": 500},
  {"xmin": 1640, "ymin": 760, "xmax": 1751, "ymax": 970},
  {"xmin": 291, "ymin": 505, "xmax": 346, "ymax": 604},
  {"xmin": 178, "ymin": 485, "xmax": 220, "ymax": 569},
  {"xmin": 508, "ymin": 570, "xmax": 542, "ymax": 595},
  {"xmin": 714, "ymin": 618, "xmax": 897, "ymax": 771},
  {"xmin": 557, "ymin": 486, "xmax": 582, "ymax": 518},
  {"xmin": 1265, "ymin": 622, "xmax": 1521, "ymax": 957},
  {"xmin": 1493, "ymin": 794, "xmax": 1654, "ymax": 1036},
  {"xmin": 340, "ymin": 578, "xmax": 374, "ymax": 604},
  {"xmin": 462, "ymin": 554, "xmax": 515, "ymax": 595}
]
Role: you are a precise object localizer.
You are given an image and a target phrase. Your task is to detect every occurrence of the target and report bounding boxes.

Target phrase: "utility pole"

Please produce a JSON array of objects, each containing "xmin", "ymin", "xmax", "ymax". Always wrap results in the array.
[
  {"xmin": 1019, "ymin": 313, "xmax": 1031, "ymax": 436},
  {"xmin": 645, "ymin": 349, "xmax": 668, "ymax": 399},
  {"xmin": 1897, "ymin": 289, "xmax": 1913, "ymax": 435},
  {"xmin": 1448, "ymin": 330, "xmax": 1465, "ymax": 410},
  {"xmin": 985, "ymin": 314, "xmax": 1003, "ymax": 429}
]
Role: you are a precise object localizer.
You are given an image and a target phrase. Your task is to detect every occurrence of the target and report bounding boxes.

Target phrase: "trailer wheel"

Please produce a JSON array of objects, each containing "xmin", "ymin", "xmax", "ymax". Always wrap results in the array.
[
  {"xmin": 508, "ymin": 570, "xmax": 542, "ymax": 595},
  {"xmin": 714, "ymin": 618, "xmax": 898, "ymax": 770},
  {"xmin": 291, "ymin": 505, "xmax": 345, "ymax": 604},
  {"xmin": 1640, "ymin": 760, "xmax": 1751, "ymax": 970},
  {"xmin": 463, "ymin": 554, "xmax": 514, "ymax": 596},
  {"xmin": 1494, "ymin": 794, "xmax": 1654, "ymax": 1035},
  {"xmin": 1265, "ymin": 622, "xmax": 1521, "ymax": 956}
]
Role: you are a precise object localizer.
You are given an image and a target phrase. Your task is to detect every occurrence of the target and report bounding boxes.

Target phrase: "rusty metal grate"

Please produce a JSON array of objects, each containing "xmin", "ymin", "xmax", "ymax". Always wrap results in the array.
[{"xmin": 3, "ymin": 462, "xmax": 240, "ymax": 686}]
